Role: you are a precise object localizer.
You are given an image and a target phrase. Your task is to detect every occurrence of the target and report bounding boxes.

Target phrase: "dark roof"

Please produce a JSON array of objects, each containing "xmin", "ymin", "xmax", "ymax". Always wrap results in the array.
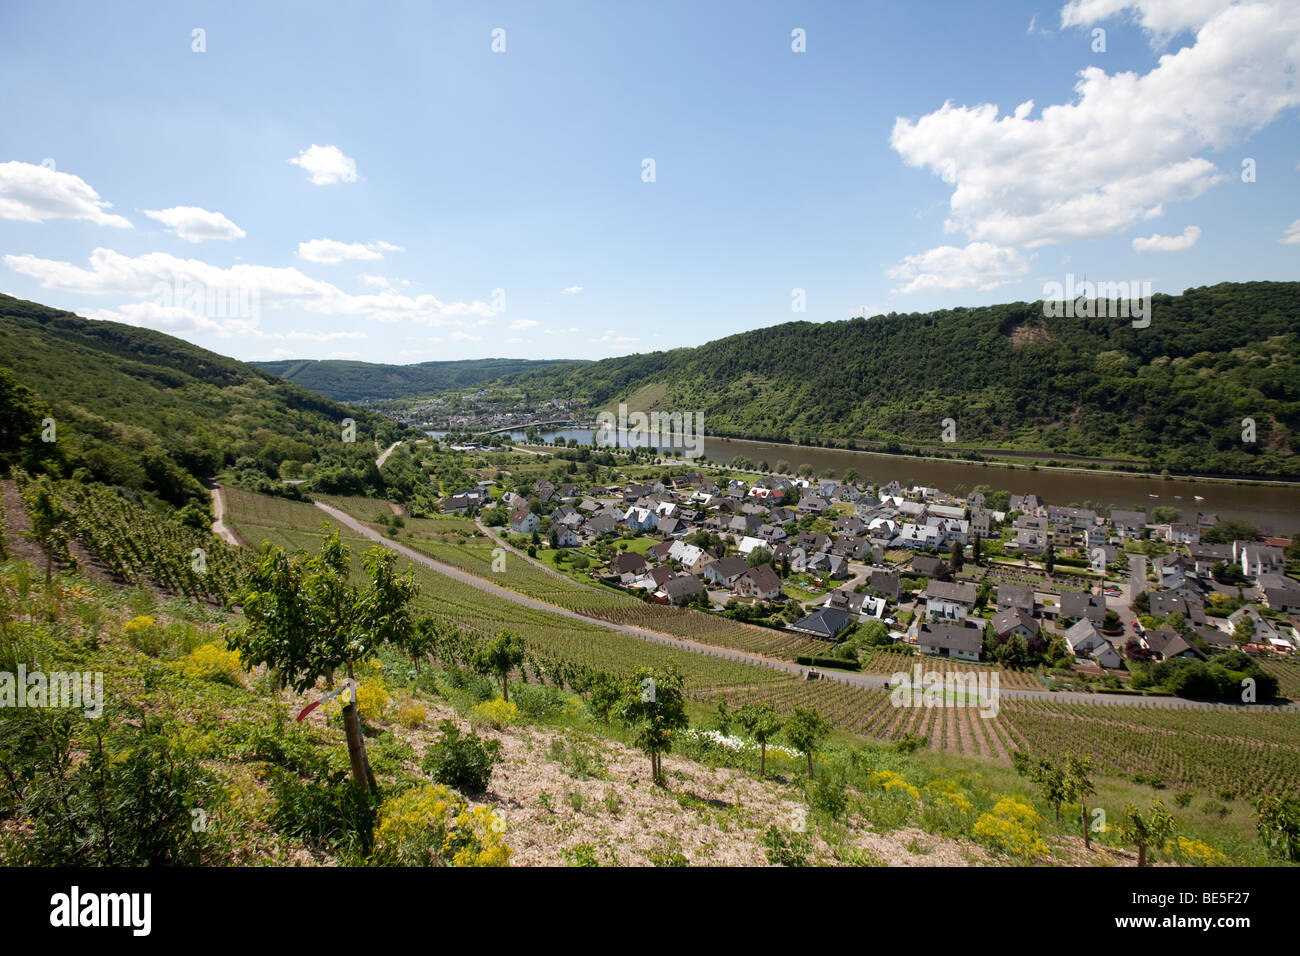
[
  {"xmin": 739, "ymin": 563, "xmax": 782, "ymax": 594},
  {"xmin": 992, "ymin": 607, "xmax": 1037, "ymax": 636},
  {"xmin": 792, "ymin": 607, "xmax": 853, "ymax": 638},
  {"xmin": 924, "ymin": 580, "xmax": 977, "ymax": 604},
  {"xmin": 917, "ymin": 621, "xmax": 983, "ymax": 656},
  {"xmin": 663, "ymin": 576, "xmax": 703, "ymax": 600},
  {"xmin": 997, "ymin": 584, "xmax": 1035, "ymax": 611}
]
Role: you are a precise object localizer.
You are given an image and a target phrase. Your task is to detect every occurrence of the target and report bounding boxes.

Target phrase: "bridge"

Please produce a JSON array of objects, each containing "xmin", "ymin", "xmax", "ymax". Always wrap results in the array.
[{"xmin": 472, "ymin": 419, "xmax": 587, "ymax": 437}]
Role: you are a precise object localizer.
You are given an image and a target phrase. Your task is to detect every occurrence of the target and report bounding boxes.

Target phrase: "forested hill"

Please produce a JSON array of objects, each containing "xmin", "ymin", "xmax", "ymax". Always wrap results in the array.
[
  {"xmin": 254, "ymin": 356, "xmax": 587, "ymax": 402},
  {"xmin": 0, "ymin": 294, "xmax": 413, "ymax": 510},
  {"xmin": 499, "ymin": 281, "xmax": 1300, "ymax": 478}
]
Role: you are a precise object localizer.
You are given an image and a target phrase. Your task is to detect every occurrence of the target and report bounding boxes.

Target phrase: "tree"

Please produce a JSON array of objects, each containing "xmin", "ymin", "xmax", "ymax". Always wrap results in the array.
[
  {"xmin": 230, "ymin": 531, "xmax": 419, "ymax": 792},
  {"xmin": 1044, "ymin": 542, "xmax": 1056, "ymax": 576},
  {"xmin": 950, "ymin": 540, "xmax": 964, "ymax": 573},
  {"xmin": 784, "ymin": 706, "xmax": 831, "ymax": 778},
  {"xmin": 1063, "ymin": 753, "xmax": 1097, "ymax": 850},
  {"xmin": 20, "ymin": 477, "xmax": 70, "ymax": 584},
  {"xmin": 735, "ymin": 702, "xmax": 784, "ymax": 778},
  {"xmin": 1120, "ymin": 800, "xmax": 1178, "ymax": 867},
  {"xmin": 747, "ymin": 547, "xmax": 772, "ymax": 568},
  {"xmin": 1013, "ymin": 752, "xmax": 1068, "ymax": 823},
  {"xmin": 843, "ymin": 468, "xmax": 859, "ymax": 485},
  {"xmin": 1253, "ymin": 795, "xmax": 1300, "ymax": 862},
  {"xmin": 971, "ymin": 531, "xmax": 982, "ymax": 566},
  {"xmin": 615, "ymin": 665, "xmax": 688, "ymax": 786},
  {"xmin": 473, "ymin": 631, "xmax": 526, "ymax": 702}
]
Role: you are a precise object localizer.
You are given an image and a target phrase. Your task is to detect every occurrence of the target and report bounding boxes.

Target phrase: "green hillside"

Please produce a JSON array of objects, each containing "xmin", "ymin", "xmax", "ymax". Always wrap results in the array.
[
  {"xmin": 498, "ymin": 281, "xmax": 1300, "ymax": 478},
  {"xmin": 254, "ymin": 357, "xmax": 587, "ymax": 402},
  {"xmin": 0, "ymin": 294, "xmax": 414, "ymax": 510}
]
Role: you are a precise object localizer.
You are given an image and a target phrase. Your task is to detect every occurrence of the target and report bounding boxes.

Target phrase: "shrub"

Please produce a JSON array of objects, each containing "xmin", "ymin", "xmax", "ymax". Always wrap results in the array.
[
  {"xmin": 1173, "ymin": 837, "xmax": 1228, "ymax": 867},
  {"xmin": 372, "ymin": 783, "xmax": 510, "ymax": 867},
  {"xmin": 808, "ymin": 768, "xmax": 849, "ymax": 818},
  {"xmin": 472, "ymin": 698, "xmax": 519, "ymax": 729},
  {"xmin": 760, "ymin": 825, "xmax": 812, "ymax": 866},
  {"xmin": 328, "ymin": 680, "xmax": 390, "ymax": 726},
  {"xmin": 122, "ymin": 615, "xmax": 167, "ymax": 656},
  {"xmin": 269, "ymin": 767, "xmax": 379, "ymax": 857},
  {"xmin": 174, "ymin": 643, "xmax": 245, "ymax": 686},
  {"xmin": 562, "ymin": 842, "xmax": 600, "ymax": 866},
  {"xmin": 393, "ymin": 699, "xmax": 427, "ymax": 728},
  {"xmin": 511, "ymin": 682, "xmax": 565, "ymax": 720},
  {"xmin": 973, "ymin": 797, "xmax": 1047, "ymax": 858},
  {"xmin": 422, "ymin": 720, "xmax": 502, "ymax": 793}
]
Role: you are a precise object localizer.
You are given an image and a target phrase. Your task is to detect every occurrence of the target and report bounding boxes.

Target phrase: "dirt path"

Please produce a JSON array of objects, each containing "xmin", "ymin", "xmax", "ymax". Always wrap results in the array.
[
  {"xmin": 210, "ymin": 485, "xmax": 242, "ymax": 547},
  {"xmin": 376, "ymin": 440, "xmax": 401, "ymax": 468}
]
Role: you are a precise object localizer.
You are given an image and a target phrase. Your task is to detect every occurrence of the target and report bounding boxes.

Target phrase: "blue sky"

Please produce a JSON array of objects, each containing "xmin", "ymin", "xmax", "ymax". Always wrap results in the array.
[{"xmin": 1, "ymin": 0, "xmax": 1297, "ymax": 363}]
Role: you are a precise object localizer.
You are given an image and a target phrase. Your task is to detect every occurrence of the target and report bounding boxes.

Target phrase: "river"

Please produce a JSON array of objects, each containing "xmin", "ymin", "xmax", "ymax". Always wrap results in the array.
[{"xmin": 427, "ymin": 429, "xmax": 1300, "ymax": 534}]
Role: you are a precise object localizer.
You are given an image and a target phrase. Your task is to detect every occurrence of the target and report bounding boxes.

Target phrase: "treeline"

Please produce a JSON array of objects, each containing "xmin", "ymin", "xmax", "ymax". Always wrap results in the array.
[{"xmin": 497, "ymin": 282, "xmax": 1300, "ymax": 477}]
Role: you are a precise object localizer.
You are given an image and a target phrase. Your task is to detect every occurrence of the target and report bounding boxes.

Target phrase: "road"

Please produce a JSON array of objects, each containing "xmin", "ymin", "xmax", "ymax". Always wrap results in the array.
[
  {"xmin": 210, "ymin": 485, "xmax": 241, "ymax": 546},
  {"xmin": 312, "ymin": 501, "xmax": 1296, "ymax": 712},
  {"xmin": 376, "ymin": 440, "xmax": 402, "ymax": 468}
]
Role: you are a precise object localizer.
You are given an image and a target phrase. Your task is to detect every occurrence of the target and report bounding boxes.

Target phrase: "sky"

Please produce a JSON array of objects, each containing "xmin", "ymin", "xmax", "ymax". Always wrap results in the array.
[{"xmin": 0, "ymin": 0, "xmax": 1297, "ymax": 364}]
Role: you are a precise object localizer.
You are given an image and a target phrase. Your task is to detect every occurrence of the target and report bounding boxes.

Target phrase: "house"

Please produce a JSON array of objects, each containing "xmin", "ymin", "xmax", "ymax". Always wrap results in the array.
[
  {"xmin": 1047, "ymin": 506, "xmax": 1098, "ymax": 534},
  {"xmin": 923, "ymin": 580, "xmax": 978, "ymax": 622},
  {"xmin": 534, "ymin": 479, "xmax": 557, "ymax": 504},
  {"xmin": 551, "ymin": 527, "xmax": 580, "ymax": 548},
  {"xmin": 1188, "ymin": 543, "xmax": 1232, "ymax": 574},
  {"xmin": 442, "ymin": 494, "xmax": 475, "ymax": 515},
  {"xmin": 867, "ymin": 569, "xmax": 900, "ymax": 602},
  {"xmin": 1064, "ymin": 619, "xmax": 1108, "ymax": 657},
  {"xmin": 1010, "ymin": 493, "xmax": 1045, "ymax": 515},
  {"xmin": 609, "ymin": 552, "xmax": 649, "ymax": 577},
  {"xmin": 916, "ymin": 620, "xmax": 982, "ymax": 661},
  {"xmin": 1228, "ymin": 607, "xmax": 1281, "ymax": 645},
  {"xmin": 970, "ymin": 508, "xmax": 992, "ymax": 536},
  {"xmin": 583, "ymin": 513, "xmax": 617, "ymax": 539},
  {"xmin": 1149, "ymin": 590, "xmax": 1206, "ymax": 625},
  {"xmin": 807, "ymin": 552, "xmax": 850, "ymax": 579},
  {"xmin": 661, "ymin": 575, "xmax": 704, "ymax": 605},
  {"xmin": 735, "ymin": 564, "xmax": 784, "ymax": 601},
  {"xmin": 509, "ymin": 507, "xmax": 539, "ymax": 535},
  {"xmin": 866, "ymin": 517, "xmax": 899, "ymax": 543},
  {"xmin": 1167, "ymin": 523, "xmax": 1201, "ymax": 545},
  {"xmin": 925, "ymin": 516, "xmax": 969, "ymax": 546},
  {"xmin": 1193, "ymin": 625, "xmax": 1235, "ymax": 653},
  {"xmin": 1235, "ymin": 541, "xmax": 1285, "ymax": 578},
  {"xmin": 831, "ymin": 534, "xmax": 870, "ymax": 560},
  {"xmin": 795, "ymin": 531, "xmax": 831, "ymax": 554},
  {"xmin": 1258, "ymin": 574, "xmax": 1300, "ymax": 614},
  {"xmin": 996, "ymin": 584, "xmax": 1036, "ymax": 616},
  {"xmin": 621, "ymin": 506, "xmax": 659, "ymax": 533},
  {"xmin": 992, "ymin": 607, "xmax": 1038, "ymax": 641},
  {"xmin": 1108, "ymin": 509, "xmax": 1147, "ymax": 538},
  {"xmin": 834, "ymin": 515, "xmax": 865, "ymax": 536},
  {"xmin": 703, "ymin": 556, "xmax": 749, "ymax": 588},
  {"xmin": 899, "ymin": 523, "xmax": 943, "ymax": 550},
  {"xmin": 790, "ymin": 607, "xmax": 854, "ymax": 640},
  {"xmin": 667, "ymin": 540, "xmax": 710, "ymax": 573},
  {"xmin": 657, "ymin": 517, "xmax": 686, "ymax": 539},
  {"xmin": 1058, "ymin": 591, "xmax": 1106, "ymax": 626},
  {"xmin": 736, "ymin": 535, "xmax": 771, "ymax": 556},
  {"xmin": 911, "ymin": 554, "xmax": 948, "ymax": 578},
  {"xmin": 798, "ymin": 495, "xmax": 831, "ymax": 514},
  {"xmin": 1092, "ymin": 641, "xmax": 1124, "ymax": 669},
  {"xmin": 1141, "ymin": 628, "xmax": 1203, "ymax": 661},
  {"xmin": 757, "ymin": 523, "xmax": 787, "ymax": 544}
]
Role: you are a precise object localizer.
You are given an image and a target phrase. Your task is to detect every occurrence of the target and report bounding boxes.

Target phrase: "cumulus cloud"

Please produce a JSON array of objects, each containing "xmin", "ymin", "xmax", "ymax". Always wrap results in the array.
[
  {"xmin": 890, "ymin": 0, "xmax": 1300, "ymax": 249},
  {"xmin": 298, "ymin": 239, "xmax": 402, "ymax": 263},
  {"xmin": 142, "ymin": 206, "xmax": 245, "ymax": 243},
  {"xmin": 288, "ymin": 144, "xmax": 358, "ymax": 185},
  {"xmin": 560, "ymin": 285, "xmax": 583, "ymax": 294},
  {"xmin": 359, "ymin": 273, "xmax": 391, "ymax": 289},
  {"xmin": 508, "ymin": 318, "xmax": 540, "ymax": 330},
  {"xmin": 1132, "ymin": 224, "xmax": 1202, "ymax": 252},
  {"xmin": 0, "ymin": 160, "xmax": 131, "ymax": 227},
  {"xmin": 6, "ymin": 247, "xmax": 499, "ymax": 336},
  {"xmin": 887, "ymin": 242, "xmax": 1032, "ymax": 293},
  {"xmin": 1280, "ymin": 219, "xmax": 1300, "ymax": 244},
  {"xmin": 594, "ymin": 330, "xmax": 638, "ymax": 344},
  {"xmin": 450, "ymin": 331, "xmax": 482, "ymax": 342}
]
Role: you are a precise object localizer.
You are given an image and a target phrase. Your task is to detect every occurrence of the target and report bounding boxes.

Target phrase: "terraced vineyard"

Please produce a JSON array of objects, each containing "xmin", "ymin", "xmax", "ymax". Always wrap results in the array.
[
  {"xmin": 859, "ymin": 645, "xmax": 1045, "ymax": 691},
  {"xmin": 1259, "ymin": 657, "xmax": 1300, "ymax": 699},
  {"xmin": 319, "ymin": 495, "xmax": 829, "ymax": 659}
]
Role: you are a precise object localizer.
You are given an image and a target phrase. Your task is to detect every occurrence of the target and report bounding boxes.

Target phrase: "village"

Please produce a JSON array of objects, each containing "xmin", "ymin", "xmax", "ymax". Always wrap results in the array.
[{"xmin": 439, "ymin": 464, "xmax": 1300, "ymax": 683}]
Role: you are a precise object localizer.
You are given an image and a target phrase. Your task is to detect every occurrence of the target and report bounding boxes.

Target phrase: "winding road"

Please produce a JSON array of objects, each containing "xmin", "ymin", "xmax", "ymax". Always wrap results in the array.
[{"xmin": 312, "ymin": 501, "xmax": 1296, "ymax": 713}]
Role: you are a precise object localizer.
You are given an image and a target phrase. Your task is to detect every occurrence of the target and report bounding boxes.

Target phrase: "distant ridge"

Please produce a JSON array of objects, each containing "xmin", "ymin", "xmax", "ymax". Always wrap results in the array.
[{"xmin": 253, "ymin": 357, "xmax": 588, "ymax": 402}]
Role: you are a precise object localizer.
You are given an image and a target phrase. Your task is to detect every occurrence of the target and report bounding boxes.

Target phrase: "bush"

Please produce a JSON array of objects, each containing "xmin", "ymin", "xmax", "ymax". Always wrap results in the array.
[
  {"xmin": 472, "ymin": 698, "xmax": 519, "ymax": 729},
  {"xmin": 122, "ymin": 615, "xmax": 167, "ymax": 656},
  {"xmin": 808, "ymin": 768, "xmax": 849, "ymax": 818},
  {"xmin": 174, "ymin": 643, "xmax": 246, "ymax": 686},
  {"xmin": 372, "ymin": 783, "xmax": 510, "ymax": 867},
  {"xmin": 760, "ymin": 825, "xmax": 812, "ymax": 866},
  {"xmin": 269, "ymin": 767, "xmax": 379, "ymax": 857},
  {"xmin": 393, "ymin": 699, "xmax": 427, "ymax": 728},
  {"xmin": 510, "ymin": 682, "xmax": 565, "ymax": 720},
  {"xmin": 973, "ymin": 797, "xmax": 1047, "ymax": 858},
  {"xmin": 328, "ymin": 680, "xmax": 390, "ymax": 726},
  {"xmin": 422, "ymin": 720, "xmax": 502, "ymax": 793}
]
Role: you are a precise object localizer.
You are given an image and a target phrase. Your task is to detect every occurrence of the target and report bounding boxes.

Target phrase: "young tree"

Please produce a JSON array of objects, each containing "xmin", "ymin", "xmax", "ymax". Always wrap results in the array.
[
  {"xmin": 950, "ymin": 540, "xmax": 964, "ymax": 573},
  {"xmin": 1254, "ymin": 794, "xmax": 1300, "ymax": 862},
  {"xmin": 785, "ymin": 706, "xmax": 831, "ymax": 778},
  {"xmin": 971, "ymin": 531, "xmax": 982, "ymax": 567},
  {"xmin": 615, "ymin": 665, "xmax": 688, "ymax": 786},
  {"xmin": 736, "ymin": 702, "xmax": 784, "ymax": 778},
  {"xmin": 21, "ymin": 477, "xmax": 70, "ymax": 584},
  {"xmin": 230, "ymin": 531, "xmax": 419, "ymax": 792},
  {"xmin": 1063, "ymin": 753, "xmax": 1097, "ymax": 850},
  {"xmin": 473, "ymin": 630, "xmax": 526, "ymax": 702},
  {"xmin": 1120, "ymin": 800, "xmax": 1178, "ymax": 867},
  {"xmin": 1044, "ymin": 542, "xmax": 1056, "ymax": 576},
  {"xmin": 1012, "ymin": 752, "xmax": 1068, "ymax": 823}
]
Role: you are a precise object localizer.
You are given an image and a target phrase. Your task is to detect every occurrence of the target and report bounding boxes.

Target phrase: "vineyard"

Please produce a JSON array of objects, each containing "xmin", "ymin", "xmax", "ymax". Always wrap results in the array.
[
  {"xmin": 857, "ymin": 645, "xmax": 1045, "ymax": 691},
  {"xmin": 19, "ymin": 475, "xmax": 253, "ymax": 605}
]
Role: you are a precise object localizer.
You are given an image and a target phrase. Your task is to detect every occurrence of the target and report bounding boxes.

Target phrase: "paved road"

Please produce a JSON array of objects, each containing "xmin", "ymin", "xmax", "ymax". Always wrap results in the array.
[
  {"xmin": 210, "ymin": 485, "xmax": 241, "ymax": 546},
  {"xmin": 314, "ymin": 502, "xmax": 1297, "ymax": 712},
  {"xmin": 375, "ymin": 440, "xmax": 402, "ymax": 468}
]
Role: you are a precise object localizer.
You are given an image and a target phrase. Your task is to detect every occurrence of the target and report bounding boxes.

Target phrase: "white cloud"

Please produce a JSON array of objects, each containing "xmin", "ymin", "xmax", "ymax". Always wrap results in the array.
[
  {"xmin": 560, "ymin": 285, "xmax": 583, "ymax": 294},
  {"xmin": 298, "ymin": 239, "xmax": 401, "ymax": 263},
  {"xmin": 890, "ymin": 0, "xmax": 1300, "ymax": 248},
  {"xmin": 359, "ymin": 274, "xmax": 391, "ymax": 289},
  {"xmin": 450, "ymin": 331, "xmax": 482, "ymax": 342},
  {"xmin": 1280, "ymin": 219, "xmax": 1300, "ymax": 244},
  {"xmin": 506, "ymin": 337, "xmax": 525, "ymax": 344},
  {"xmin": 1132, "ymin": 224, "xmax": 1202, "ymax": 252},
  {"xmin": 288, "ymin": 144, "xmax": 358, "ymax": 185},
  {"xmin": 887, "ymin": 242, "xmax": 1032, "ymax": 293},
  {"xmin": 594, "ymin": 330, "xmax": 638, "ymax": 344},
  {"xmin": 1060, "ymin": 0, "xmax": 1235, "ymax": 42},
  {"xmin": 0, "ymin": 160, "xmax": 132, "ymax": 227},
  {"xmin": 509, "ymin": 318, "xmax": 540, "ymax": 330},
  {"xmin": 142, "ymin": 206, "xmax": 245, "ymax": 243},
  {"xmin": 6, "ymin": 247, "xmax": 499, "ymax": 333}
]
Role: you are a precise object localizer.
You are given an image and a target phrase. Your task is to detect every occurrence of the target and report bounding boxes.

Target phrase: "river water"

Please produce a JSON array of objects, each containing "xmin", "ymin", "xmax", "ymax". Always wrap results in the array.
[{"xmin": 428, "ymin": 429, "xmax": 1300, "ymax": 534}]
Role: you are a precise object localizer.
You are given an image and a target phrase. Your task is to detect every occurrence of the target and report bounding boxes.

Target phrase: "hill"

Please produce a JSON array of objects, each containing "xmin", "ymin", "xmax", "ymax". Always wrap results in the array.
[
  {"xmin": 494, "ymin": 282, "xmax": 1300, "ymax": 478},
  {"xmin": 0, "ymin": 293, "xmax": 413, "ymax": 511},
  {"xmin": 253, "ymin": 357, "xmax": 588, "ymax": 403}
]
